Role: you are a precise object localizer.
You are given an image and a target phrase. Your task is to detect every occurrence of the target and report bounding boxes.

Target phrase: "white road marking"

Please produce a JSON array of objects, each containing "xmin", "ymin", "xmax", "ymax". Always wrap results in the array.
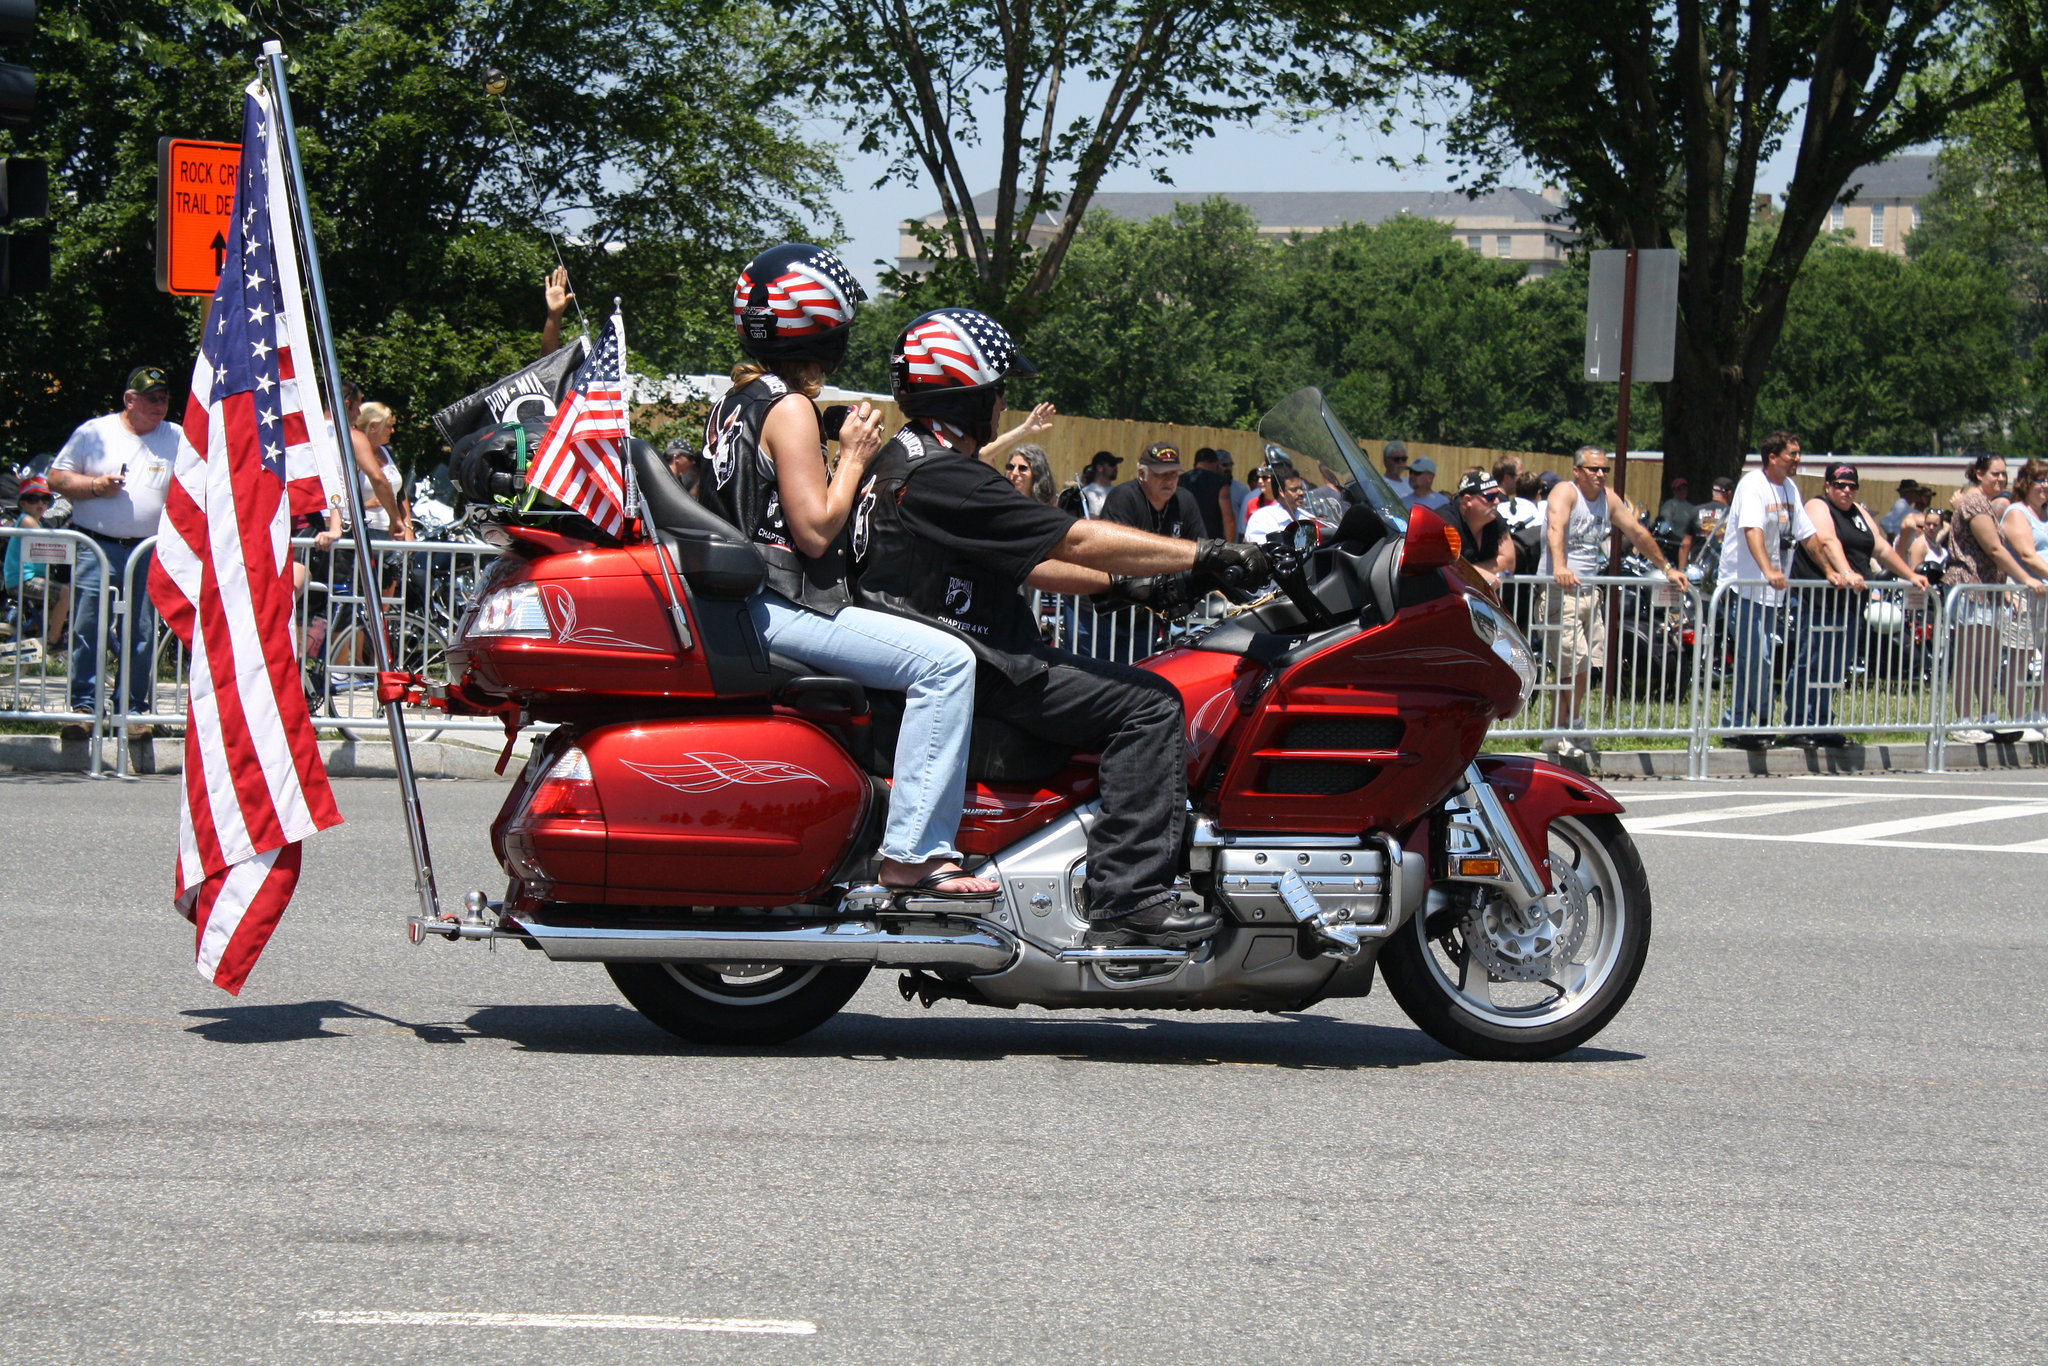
[
  {"xmin": 1622, "ymin": 796, "xmax": 1894, "ymax": 831},
  {"xmin": 299, "ymin": 1310, "xmax": 816, "ymax": 1335},
  {"xmin": 1620, "ymin": 828, "xmax": 2048, "ymax": 854},
  {"xmin": 1781, "ymin": 803, "xmax": 2048, "ymax": 843}
]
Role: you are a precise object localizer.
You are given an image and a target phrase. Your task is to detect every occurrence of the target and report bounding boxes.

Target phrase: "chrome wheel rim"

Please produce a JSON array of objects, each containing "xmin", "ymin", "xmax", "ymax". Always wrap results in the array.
[{"xmin": 1420, "ymin": 815, "xmax": 1628, "ymax": 1030}]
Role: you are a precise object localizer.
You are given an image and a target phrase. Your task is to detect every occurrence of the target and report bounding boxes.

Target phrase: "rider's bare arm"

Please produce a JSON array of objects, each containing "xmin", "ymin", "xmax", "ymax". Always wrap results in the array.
[
  {"xmin": 1048, "ymin": 518, "xmax": 1199, "ymax": 575},
  {"xmin": 1027, "ymin": 560, "xmax": 1112, "ymax": 594},
  {"xmin": 761, "ymin": 395, "xmax": 881, "ymax": 559}
]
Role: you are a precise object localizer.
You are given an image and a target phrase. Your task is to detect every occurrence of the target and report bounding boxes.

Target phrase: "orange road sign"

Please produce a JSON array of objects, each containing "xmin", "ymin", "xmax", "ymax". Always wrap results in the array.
[{"xmin": 156, "ymin": 137, "xmax": 242, "ymax": 296}]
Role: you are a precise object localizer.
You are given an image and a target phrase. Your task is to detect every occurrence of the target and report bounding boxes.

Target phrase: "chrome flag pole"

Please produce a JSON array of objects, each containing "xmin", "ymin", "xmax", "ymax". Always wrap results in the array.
[{"xmin": 261, "ymin": 40, "xmax": 442, "ymax": 923}]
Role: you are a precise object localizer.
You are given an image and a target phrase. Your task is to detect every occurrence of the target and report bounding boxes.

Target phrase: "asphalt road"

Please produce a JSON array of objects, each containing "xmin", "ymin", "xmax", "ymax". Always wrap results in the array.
[{"xmin": 2, "ymin": 769, "xmax": 2044, "ymax": 1364}]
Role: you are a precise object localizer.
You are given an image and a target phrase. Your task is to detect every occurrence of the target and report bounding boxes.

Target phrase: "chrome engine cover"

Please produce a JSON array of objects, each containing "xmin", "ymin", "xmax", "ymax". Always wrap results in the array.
[{"xmin": 1210, "ymin": 840, "xmax": 1388, "ymax": 930}]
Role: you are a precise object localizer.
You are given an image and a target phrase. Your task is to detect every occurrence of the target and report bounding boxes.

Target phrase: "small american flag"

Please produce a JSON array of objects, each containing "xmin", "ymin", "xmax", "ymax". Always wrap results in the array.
[
  {"xmin": 148, "ymin": 78, "xmax": 347, "ymax": 994},
  {"xmin": 527, "ymin": 310, "xmax": 630, "ymax": 535}
]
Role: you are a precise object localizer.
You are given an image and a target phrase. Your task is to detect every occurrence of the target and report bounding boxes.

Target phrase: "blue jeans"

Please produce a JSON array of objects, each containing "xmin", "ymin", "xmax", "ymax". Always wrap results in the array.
[
  {"xmin": 1785, "ymin": 591, "xmax": 1861, "ymax": 730},
  {"xmin": 1723, "ymin": 594, "xmax": 1781, "ymax": 729},
  {"xmin": 70, "ymin": 534, "xmax": 157, "ymax": 715},
  {"xmin": 748, "ymin": 595, "xmax": 977, "ymax": 865}
]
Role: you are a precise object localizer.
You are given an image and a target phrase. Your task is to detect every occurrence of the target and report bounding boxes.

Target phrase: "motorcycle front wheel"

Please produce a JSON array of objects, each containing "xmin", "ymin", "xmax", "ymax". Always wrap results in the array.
[
  {"xmin": 605, "ymin": 961, "xmax": 870, "ymax": 1046},
  {"xmin": 1380, "ymin": 813, "xmax": 1650, "ymax": 1062}
]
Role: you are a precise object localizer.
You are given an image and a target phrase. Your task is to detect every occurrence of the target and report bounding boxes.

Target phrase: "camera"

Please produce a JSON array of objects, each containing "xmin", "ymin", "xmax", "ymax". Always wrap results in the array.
[{"xmin": 820, "ymin": 404, "xmax": 851, "ymax": 442}]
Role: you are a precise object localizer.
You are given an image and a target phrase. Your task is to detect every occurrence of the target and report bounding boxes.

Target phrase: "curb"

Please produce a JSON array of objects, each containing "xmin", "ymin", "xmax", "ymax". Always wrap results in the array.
[
  {"xmin": 1564, "ymin": 741, "xmax": 2048, "ymax": 779},
  {"xmin": 0, "ymin": 733, "xmax": 517, "ymax": 780}
]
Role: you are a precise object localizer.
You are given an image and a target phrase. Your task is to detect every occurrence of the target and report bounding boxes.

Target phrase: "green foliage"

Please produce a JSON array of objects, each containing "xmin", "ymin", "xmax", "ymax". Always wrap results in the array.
[
  {"xmin": 994, "ymin": 201, "xmax": 1627, "ymax": 450},
  {"xmin": 0, "ymin": 0, "xmax": 835, "ymax": 472},
  {"xmin": 1758, "ymin": 240, "xmax": 2018, "ymax": 453}
]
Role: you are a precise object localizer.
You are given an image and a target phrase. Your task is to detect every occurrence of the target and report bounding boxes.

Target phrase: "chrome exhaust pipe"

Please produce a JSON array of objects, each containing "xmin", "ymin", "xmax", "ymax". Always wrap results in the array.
[{"xmin": 511, "ymin": 914, "xmax": 1017, "ymax": 972}]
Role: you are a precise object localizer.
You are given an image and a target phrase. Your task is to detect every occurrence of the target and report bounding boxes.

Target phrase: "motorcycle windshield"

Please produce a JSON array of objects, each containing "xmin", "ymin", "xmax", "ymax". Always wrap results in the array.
[{"xmin": 1256, "ymin": 388, "xmax": 1408, "ymax": 531}]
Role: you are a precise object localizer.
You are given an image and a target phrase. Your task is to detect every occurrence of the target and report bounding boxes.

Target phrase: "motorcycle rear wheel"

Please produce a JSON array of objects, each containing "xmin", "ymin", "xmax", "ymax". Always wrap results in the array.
[
  {"xmin": 1380, "ymin": 813, "xmax": 1650, "ymax": 1062},
  {"xmin": 605, "ymin": 961, "xmax": 870, "ymax": 1046}
]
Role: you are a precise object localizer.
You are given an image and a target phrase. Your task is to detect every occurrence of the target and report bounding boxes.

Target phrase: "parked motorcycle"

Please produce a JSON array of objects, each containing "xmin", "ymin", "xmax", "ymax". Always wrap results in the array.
[{"xmin": 408, "ymin": 389, "xmax": 1652, "ymax": 1061}]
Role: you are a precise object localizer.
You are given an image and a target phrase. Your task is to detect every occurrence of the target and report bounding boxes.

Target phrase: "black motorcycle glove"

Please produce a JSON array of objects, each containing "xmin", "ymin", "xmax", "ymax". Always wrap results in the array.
[
  {"xmin": 1096, "ymin": 573, "xmax": 1197, "ymax": 620},
  {"xmin": 1190, "ymin": 539, "xmax": 1270, "ymax": 593}
]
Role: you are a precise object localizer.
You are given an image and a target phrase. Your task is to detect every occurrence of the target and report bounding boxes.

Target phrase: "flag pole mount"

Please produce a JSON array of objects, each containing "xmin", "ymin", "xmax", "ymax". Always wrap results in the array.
[{"xmin": 261, "ymin": 40, "xmax": 443, "ymax": 924}]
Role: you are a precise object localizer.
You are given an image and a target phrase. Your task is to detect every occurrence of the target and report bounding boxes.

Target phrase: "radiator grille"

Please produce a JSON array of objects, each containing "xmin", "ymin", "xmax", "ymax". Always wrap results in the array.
[
  {"xmin": 1283, "ymin": 717, "xmax": 1403, "ymax": 751},
  {"xmin": 1260, "ymin": 761, "xmax": 1380, "ymax": 796}
]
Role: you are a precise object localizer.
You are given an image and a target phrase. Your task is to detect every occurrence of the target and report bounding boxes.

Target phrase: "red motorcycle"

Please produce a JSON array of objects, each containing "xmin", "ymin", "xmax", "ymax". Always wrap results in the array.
[{"xmin": 416, "ymin": 389, "xmax": 1649, "ymax": 1061}]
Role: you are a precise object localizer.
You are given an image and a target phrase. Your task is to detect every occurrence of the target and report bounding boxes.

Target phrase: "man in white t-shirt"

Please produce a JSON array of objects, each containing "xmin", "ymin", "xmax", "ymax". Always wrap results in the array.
[
  {"xmin": 1405, "ymin": 456, "xmax": 1451, "ymax": 514},
  {"xmin": 47, "ymin": 366, "xmax": 184, "ymax": 732},
  {"xmin": 1714, "ymin": 429, "xmax": 1851, "ymax": 748},
  {"xmin": 1244, "ymin": 469, "xmax": 1310, "ymax": 541}
]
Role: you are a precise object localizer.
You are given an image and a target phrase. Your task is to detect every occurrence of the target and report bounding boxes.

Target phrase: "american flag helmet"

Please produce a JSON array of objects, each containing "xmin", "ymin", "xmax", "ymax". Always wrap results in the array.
[
  {"xmin": 891, "ymin": 308, "xmax": 1036, "ymax": 396},
  {"xmin": 733, "ymin": 242, "xmax": 866, "ymax": 369}
]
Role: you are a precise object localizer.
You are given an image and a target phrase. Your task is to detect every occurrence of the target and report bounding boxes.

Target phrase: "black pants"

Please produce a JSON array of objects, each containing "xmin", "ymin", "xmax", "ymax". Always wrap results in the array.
[{"xmin": 977, "ymin": 650, "xmax": 1185, "ymax": 918}]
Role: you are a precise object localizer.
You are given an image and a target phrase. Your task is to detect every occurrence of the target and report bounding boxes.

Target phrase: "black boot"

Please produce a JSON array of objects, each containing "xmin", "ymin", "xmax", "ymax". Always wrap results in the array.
[{"xmin": 1084, "ymin": 895, "xmax": 1222, "ymax": 949}]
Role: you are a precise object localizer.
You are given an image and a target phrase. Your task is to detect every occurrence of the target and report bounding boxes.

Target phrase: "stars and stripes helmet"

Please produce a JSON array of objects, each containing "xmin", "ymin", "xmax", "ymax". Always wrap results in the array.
[
  {"xmin": 733, "ymin": 243, "xmax": 866, "ymax": 371},
  {"xmin": 890, "ymin": 308, "xmax": 1037, "ymax": 442}
]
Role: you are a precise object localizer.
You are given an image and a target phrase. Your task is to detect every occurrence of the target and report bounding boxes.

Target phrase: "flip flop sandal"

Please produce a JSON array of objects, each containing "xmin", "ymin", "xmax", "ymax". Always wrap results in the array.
[{"xmin": 889, "ymin": 868, "xmax": 1002, "ymax": 902}]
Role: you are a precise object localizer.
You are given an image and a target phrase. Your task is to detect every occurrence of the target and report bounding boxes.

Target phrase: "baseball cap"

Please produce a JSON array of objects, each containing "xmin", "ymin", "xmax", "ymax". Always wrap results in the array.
[
  {"xmin": 1668, "ymin": 474, "xmax": 1690, "ymax": 489},
  {"xmin": 1409, "ymin": 455, "xmax": 1437, "ymax": 475},
  {"xmin": 1712, "ymin": 475, "xmax": 1736, "ymax": 494},
  {"xmin": 1824, "ymin": 461, "xmax": 1859, "ymax": 485},
  {"xmin": 1214, "ymin": 448, "xmax": 1233, "ymax": 465},
  {"xmin": 16, "ymin": 474, "xmax": 51, "ymax": 501},
  {"xmin": 125, "ymin": 365, "xmax": 170, "ymax": 395},
  {"xmin": 1139, "ymin": 441, "xmax": 1182, "ymax": 469},
  {"xmin": 1457, "ymin": 471, "xmax": 1502, "ymax": 499},
  {"xmin": 1537, "ymin": 470, "xmax": 1564, "ymax": 491}
]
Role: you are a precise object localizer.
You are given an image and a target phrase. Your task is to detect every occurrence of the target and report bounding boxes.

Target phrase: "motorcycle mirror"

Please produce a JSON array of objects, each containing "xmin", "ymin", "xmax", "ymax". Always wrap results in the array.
[{"xmin": 1289, "ymin": 519, "xmax": 1318, "ymax": 554}]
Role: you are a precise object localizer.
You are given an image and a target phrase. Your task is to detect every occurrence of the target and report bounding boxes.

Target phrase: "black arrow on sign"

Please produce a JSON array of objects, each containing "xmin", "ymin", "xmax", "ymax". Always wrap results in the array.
[{"xmin": 210, "ymin": 232, "xmax": 226, "ymax": 275}]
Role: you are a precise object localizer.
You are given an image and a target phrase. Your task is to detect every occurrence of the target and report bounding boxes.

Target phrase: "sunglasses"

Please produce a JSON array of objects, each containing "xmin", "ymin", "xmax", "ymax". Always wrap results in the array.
[
  {"xmin": 1828, "ymin": 480, "xmax": 1859, "ymax": 490},
  {"xmin": 18, "ymin": 494, "xmax": 51, "ymax": 505},
  {"xmin": 1005, "ymin": 462, "xmax": 1031, "ymax": 474},
  {"xmin": 1577, "ymin": 465, "xmax": 1610, "ymax": 475}
]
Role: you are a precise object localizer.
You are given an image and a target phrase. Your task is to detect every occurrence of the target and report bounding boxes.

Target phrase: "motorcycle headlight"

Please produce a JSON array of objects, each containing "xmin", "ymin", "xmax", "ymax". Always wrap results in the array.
[
  {"xmin": 462, "ymin": 581, "xmax": 551, "ymax": 640},
  {"xmin": 1467, "ymin": 593, "xmax": 1537, "ymax": 717}
]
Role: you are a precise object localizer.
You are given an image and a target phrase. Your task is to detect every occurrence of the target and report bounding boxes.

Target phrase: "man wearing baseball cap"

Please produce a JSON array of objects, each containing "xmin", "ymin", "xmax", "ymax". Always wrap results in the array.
[
  {"xmin": 1679, "ymin": 474, "xmax": 1736, "ymax": 571},
  {"xmin": 1101, "ymin": 442, "xmax": 1205, "ymax": 542},
  {"xmin": 1452, "ymin": 470, "xmax": 1517, "ymax": 584},
  {"xmin": 46, "ymin": 365, "xmax": 184, "ymax": 735},
  {"xmin": 1405, "ymin": 455, "xmax": 1451, "ymax": 514}
]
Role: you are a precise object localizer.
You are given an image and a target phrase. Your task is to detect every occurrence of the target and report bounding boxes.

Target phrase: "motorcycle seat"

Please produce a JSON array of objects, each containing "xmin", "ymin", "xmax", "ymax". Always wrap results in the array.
[{"xmin": 627, "ymin": 439, "xmax": 765, "ymax": 599}]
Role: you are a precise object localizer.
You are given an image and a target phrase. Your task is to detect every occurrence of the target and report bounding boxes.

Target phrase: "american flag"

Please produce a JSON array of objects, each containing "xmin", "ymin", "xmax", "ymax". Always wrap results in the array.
[
  {"xmin": 526, "ymin": 310, "xmax": 629, "ymax": 535},
  {"xmin": 148, "ymin": 79, "xmax": 347, "ymax": 995},
  {"xmin": 896, "ymin": 308, "xmax": 1018, "ymax": 389},
  {"xmin": 732, "ymin": 248, "xmax": 860, "ymax": 336}
]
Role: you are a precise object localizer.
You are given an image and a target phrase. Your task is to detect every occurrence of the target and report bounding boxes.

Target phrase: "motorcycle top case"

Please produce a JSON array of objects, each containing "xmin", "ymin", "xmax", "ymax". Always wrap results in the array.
[{"xmin": 512, "ymin": 716, "xmax": 871, "ymax": 907}]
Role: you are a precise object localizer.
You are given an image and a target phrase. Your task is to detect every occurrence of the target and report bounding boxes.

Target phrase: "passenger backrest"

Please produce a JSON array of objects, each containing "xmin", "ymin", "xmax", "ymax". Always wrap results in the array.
[{"xmin": 628, "ymin": 439, "xmax": 764, "ymax": 599}]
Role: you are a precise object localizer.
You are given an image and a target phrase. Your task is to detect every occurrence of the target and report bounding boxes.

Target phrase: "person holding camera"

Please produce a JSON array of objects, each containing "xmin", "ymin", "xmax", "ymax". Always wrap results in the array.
[{"xmin": 1717, "ymin": 430, "xmax": 1855, "ymax": 748}]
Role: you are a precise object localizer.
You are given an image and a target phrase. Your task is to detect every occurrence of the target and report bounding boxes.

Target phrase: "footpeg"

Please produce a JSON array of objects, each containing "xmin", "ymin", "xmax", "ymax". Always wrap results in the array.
[{"xmin": 1279, "ymin": 870, "xmax": 1370, "ymax": 960}]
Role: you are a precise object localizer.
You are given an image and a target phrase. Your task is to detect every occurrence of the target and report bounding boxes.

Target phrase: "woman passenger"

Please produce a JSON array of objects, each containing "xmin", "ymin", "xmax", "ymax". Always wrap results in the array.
[{"xmin": 704, "ymin": 244, "xmax": 996, "ymax": 899}]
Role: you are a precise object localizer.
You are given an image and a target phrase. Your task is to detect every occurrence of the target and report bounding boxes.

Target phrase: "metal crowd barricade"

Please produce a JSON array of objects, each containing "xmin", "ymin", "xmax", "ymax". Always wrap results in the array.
[
  {"xmin": 40, "ymin": 536, "xmax": 2048, "ymax": 781},
  {"xmin": 0, "ymin": 526, "xmax": 114, "ymax": 777},
  {"xmin": 1929, "ymin": 581, "xmax": 2048, "ymax": 773},
  {"xmin": 1489, "ymin": 573, "xmax": 1704, "ymax": 763},
  {"xmin": 115, "ymin": 533, "xmax": 508, "ymax": 778},
  {"xmin": 1698, "ymin": 578, "xmax": 1942, "ymax": 775}
]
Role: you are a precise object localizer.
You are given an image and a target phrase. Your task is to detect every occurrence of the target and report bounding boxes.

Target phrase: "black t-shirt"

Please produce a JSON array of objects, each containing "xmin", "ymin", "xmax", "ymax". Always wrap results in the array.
[
  {"xmin": 1459, "ymin": 513, "xmax": 1506, "ymax": 568},
  {"xmin": 1685, "ymin": 500, "xmax": 1728, "ymax": 543},
  {"xmin": 1101, "ymin": 478, "xmax": 1205, "ymax": 541},
  {"xmin": 894, "ymin": 452, "xmax": 1076, "ymax": 587},
  {"xmin": 1793, "ymin": 499, "xmax": 1877, "ymax": 579},
  {"xmin": 1179, "ymin": 467, "xmax": 1230, "ymax": 539}
]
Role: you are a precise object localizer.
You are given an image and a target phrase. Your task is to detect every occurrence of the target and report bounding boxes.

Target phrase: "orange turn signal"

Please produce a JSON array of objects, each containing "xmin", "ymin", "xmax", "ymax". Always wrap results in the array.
[{"xmin": 1403, "ymin": 504, "xmax": 1461, "ymax": 574}]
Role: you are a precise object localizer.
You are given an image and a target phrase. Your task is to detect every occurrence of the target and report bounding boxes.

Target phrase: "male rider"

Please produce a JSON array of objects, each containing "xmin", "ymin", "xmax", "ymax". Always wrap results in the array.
[{"xmin": 854, "ymin": 309, "xmax": 1267, "ymax": 948}]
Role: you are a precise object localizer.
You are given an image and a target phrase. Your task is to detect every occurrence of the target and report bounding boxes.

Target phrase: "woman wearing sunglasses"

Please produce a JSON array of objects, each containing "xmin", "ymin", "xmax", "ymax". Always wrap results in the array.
[
  {"xmin": 3, "ymin": 474, "xmax": 71, "ymax": 653},
  {"xmin": 1003, "ymin": 445, "xmax": 1055, "ymax": 504},
  {"xmin": 1783, "ymin": 462, "xmax": 1928, "ymax": 749}
]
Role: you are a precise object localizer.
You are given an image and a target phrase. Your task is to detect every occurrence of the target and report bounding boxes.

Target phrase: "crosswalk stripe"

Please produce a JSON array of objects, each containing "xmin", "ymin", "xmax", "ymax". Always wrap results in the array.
[
  {"xmin": 1621, "ymin": 828, "xmax": 2048, "ymax": 854},
  {"xmin": 1782, "ymin": 803, "xmax": 2048, "ymax": 843},
  {"xmin": 1623, "ymin": 796, "xmax": 1893, "ymax": 831}
]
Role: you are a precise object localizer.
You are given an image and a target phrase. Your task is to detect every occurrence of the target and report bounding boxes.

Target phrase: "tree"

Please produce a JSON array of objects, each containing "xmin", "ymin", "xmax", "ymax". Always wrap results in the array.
[
  {"xmin": 1017, "ymin": 198, "xmax": 1283, "ymax": 426},
  {"xmin": 790, "ymin": 0, "xmax": 1317, "ymax": 333},
  {"xmin": 0, "ymin": 0, "xmax": 833, "ymax": 471},
  {"xmin": 1758, "ymin": 238, "xmax": 2016, "ymax": 451},
  {"xmin": 1263, "ymin": 215, "xmax": 1627, "ymax": 451},
  {"xmin": 1306, "ymin": 0, "xmax": 2014, "ymax": 493}
]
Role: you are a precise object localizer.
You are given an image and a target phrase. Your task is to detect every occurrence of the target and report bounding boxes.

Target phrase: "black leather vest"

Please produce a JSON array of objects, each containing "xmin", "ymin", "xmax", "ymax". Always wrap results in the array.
[
  {"xmin": 853, "ymin": 424, "xmax": 1048, "ymax": 683},
  {"xmin": 703, "ymin": 375, "xmax": 852, "ymax": 616}
]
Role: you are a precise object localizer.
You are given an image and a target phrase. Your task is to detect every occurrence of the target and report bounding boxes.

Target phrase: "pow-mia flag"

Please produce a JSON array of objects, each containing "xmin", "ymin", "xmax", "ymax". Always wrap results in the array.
[{"xmin": 432, "ymin": 338, "xmax": 589, "ymax": 449}]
